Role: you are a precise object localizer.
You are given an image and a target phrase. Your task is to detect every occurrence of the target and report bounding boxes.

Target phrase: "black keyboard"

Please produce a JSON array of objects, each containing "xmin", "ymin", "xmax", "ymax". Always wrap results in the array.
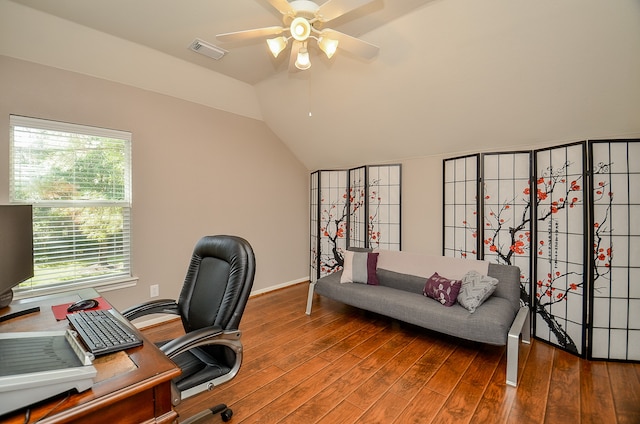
[{"xmin": 66, "ymin": 309, "xmax": 143, "ymax": 356}]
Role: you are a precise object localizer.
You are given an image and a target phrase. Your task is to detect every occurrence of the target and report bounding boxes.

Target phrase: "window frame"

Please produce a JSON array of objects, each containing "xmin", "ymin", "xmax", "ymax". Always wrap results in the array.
[{"xmin": 9, "ymin": 115, "xmax": 136, "ymax": 298}]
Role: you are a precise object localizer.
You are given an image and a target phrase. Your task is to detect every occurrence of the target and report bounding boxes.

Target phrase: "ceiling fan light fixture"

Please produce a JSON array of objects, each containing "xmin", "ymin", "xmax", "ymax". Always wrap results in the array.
[
  {"xmin": 215, "ymin": 0, "xmax": 381, "ymax": 74},
  {"xmin": 318, "ymin": 36, "xmax": 339, "ymax": 59},
  {"xmin": 290, "ymin": 17, "xmax": 311, "ymax": 41},
  {"xmin": 295, "ymin": 47, "xmax": 311, "ymax": 70},
  {"xmin": 267, "ymin": 36, "xmax": 288, "ymax": 58}
]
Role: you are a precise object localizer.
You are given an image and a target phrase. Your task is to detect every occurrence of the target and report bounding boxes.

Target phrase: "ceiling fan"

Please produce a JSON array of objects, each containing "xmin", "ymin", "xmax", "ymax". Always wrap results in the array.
[{"xmin": 216, "ymin": 0, "xmax": 380, "ymax": 71}]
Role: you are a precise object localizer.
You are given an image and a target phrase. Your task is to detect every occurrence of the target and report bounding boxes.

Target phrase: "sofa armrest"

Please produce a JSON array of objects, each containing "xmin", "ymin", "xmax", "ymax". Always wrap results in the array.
[{"xmin": 506, "ymin": 306, "xmax": 531, "ymax": 386}]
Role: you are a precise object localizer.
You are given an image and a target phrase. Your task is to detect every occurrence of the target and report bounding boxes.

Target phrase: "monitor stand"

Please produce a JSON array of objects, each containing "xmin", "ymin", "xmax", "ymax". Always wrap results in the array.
[{"xmin": 0, "ymin": 288, "xmax": 13, "ymax": 308}]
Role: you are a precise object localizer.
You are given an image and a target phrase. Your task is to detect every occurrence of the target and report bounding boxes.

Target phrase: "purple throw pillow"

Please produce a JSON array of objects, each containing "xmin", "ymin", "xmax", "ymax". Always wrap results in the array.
[
  {"xmin": 423, "ymin": 272, "xmax": 462, "ymax": 307},
  {"xmin": 366, "ymin": 252, "xmax": 379, "ymax": 285}
]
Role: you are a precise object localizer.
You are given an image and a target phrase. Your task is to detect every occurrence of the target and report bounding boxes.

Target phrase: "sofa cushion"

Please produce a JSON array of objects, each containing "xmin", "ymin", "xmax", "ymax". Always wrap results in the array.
[
  {"xmin": 314, "ymin": 272, "xmax": 517, "ymax": 345},
  {"xmin": 340, "ymin": 251, "xmax": 379, "ymax": 285},
  {"xmin": 457, "ymin": 270, "xmax": 499, "ymax": 313},
  {"xmin": 423, "ymin": 273, "xmax": 462, "ymax": 307}
]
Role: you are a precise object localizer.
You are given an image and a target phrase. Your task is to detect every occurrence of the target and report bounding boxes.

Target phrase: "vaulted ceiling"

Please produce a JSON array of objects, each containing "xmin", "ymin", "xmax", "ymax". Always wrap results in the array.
[{"xmin": 4, "ymin": 0, "xmax": 640, "ymax": 170}]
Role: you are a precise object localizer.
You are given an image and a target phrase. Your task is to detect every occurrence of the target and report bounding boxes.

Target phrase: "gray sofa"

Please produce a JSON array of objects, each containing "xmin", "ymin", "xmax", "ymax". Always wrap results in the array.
[{"xmin": 305, "ymin": 251, "xmax": 530, "ymax": 386}]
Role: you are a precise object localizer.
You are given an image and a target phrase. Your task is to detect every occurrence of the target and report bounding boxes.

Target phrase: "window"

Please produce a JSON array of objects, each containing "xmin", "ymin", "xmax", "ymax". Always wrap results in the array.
[{"xmin": 10, "ymin": 115, "xmax": 132, "ymax": 294}]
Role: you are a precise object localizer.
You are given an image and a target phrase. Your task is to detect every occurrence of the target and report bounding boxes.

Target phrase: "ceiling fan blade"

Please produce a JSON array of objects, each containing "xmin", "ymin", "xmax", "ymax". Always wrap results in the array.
[
  {"xmin": 216, "ymin": 26, "xmax": 284, "ymax": 43},
  {"xmin": 323, "ymin": 29, "xmax": 379, "ymax": 59},
  {"xmin": 316, "ymin": 0, "xmax": 376, "ymax": 22},
  {"xmin": 265, "ymin": 0, "xmax": 295, "ymax": 15},
  {"xmin": 289, "ymin": 40, "xmax": 303, "ymax": 72}
]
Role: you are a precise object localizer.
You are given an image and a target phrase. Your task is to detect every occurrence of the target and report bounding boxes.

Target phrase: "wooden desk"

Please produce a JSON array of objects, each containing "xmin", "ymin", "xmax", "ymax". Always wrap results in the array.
[{"xmin": 0, "ymin": 288, "xmax": 181, "ymax": 424}]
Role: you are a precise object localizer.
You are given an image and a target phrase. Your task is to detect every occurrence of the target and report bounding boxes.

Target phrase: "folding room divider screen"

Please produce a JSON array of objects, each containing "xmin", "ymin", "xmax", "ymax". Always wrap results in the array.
[
  {"xmin": 310, "ymin": 165, "xmax": 401, "ymax": 282},
  {"xmin": 442, "ymin": 154, "xmax": 480, "ymax": 261},
  {"xmin": 588, "ymin": 140, "xmax": 640, "ymax": 361},
  {"xmin": 443, "ymin": 152, "xmax": 532, "ymax": 308},
  {"xmin": 534, "ymin": 142, "xmax": 587, "ymax": 356},
  {"xmin": 443, "ymin": 139, "xmax": 639, "ymax": 361}
]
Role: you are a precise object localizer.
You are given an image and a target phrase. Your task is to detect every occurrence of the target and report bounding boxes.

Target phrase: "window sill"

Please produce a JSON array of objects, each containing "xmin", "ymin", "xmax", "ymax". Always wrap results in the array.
[{"xmin": 13, "ymin": 277, "xmax": 139, "ymax": 301}]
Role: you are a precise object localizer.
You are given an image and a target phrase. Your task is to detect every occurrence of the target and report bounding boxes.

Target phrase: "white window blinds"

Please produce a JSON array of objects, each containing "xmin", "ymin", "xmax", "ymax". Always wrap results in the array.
[{"xmin": 10, "ymin": 115, "xmax": 132, "ymax": 293}]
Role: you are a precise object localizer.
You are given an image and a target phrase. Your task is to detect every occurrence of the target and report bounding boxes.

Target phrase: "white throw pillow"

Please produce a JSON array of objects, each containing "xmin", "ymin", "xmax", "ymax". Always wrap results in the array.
[
  {"xmin": 457, "ymin": 270, "xmax": 499, "ymax": 313},
  {"xmin": 340, "ymin": 250, "xmax": 379, "ymax": 285}
]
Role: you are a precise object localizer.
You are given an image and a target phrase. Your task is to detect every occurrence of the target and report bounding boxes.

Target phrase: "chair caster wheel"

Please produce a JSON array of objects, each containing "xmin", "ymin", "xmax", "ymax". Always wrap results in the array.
[{"xmin": 221, "ymin": 408, "xmax": 233, "ymax": 422}]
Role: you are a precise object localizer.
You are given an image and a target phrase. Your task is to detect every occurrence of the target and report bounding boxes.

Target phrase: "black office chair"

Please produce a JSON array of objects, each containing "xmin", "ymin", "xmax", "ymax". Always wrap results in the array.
[{"xmin": 123, "ymin": 235, "xmax": 255, "ymax": 423}]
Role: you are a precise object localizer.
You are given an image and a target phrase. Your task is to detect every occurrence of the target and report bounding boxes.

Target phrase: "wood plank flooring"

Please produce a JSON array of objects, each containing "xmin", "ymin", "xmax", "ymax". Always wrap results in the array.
[{"xmin": 141, "ymin": 283, "xmax": 640, "ymax": 424}]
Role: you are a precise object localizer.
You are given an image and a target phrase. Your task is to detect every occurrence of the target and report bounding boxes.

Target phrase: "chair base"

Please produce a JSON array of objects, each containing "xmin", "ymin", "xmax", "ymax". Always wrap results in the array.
[{"xmin": 180, "ymin": 404, "xmax": 232, "ymax": 423}]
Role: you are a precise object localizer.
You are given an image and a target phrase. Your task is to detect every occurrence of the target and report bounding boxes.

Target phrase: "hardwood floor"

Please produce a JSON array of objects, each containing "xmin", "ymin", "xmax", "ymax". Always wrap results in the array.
[{"xmin": 142, "ymin": 283, "xmax": 640, "ymax": 424}]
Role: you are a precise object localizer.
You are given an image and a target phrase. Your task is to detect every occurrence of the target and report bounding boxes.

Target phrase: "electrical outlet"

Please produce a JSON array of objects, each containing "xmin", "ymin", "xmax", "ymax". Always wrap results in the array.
[{"xmin": 150, "ymin": 284, "xmax": 159, "ymax": 298}]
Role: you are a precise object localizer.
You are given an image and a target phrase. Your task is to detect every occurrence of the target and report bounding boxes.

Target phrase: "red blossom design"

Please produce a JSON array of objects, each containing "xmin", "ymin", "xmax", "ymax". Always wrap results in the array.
[{"xmin": 510, "ymin": 240, "xmax": 525, "ymax": 254}]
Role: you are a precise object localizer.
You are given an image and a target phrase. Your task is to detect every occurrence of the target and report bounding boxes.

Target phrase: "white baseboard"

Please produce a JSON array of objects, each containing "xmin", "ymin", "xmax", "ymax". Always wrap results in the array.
[
  {"xmin": 249, "ymin": 277, "xmax": 309, "ymax": 296},
  {"xmin": 133, "ymin": 314, "xmax": 178, "ymax": 329},
  {"xmin": 133, "ymin": 276, "xmax": 310, "ymax": 330}
]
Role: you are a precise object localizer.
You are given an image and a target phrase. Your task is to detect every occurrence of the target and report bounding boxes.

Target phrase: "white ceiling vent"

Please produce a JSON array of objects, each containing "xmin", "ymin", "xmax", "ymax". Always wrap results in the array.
[{"xmin": 188, "ymin": 38, "xmax": 227, "ymax": 60}]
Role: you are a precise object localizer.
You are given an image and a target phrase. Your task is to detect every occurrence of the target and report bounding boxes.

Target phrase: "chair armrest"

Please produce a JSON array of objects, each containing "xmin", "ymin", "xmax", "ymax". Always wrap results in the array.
[
  {"xmin": 121, "ymin": 299, "xmax": 180, "ymax": 321},
  {"xmin": 169, "ymin": 326, "xmax": 245, "ymax": 401},
  {"xmin": 160, "ymin": 325, "xmax": 226, "ymax": 358}
]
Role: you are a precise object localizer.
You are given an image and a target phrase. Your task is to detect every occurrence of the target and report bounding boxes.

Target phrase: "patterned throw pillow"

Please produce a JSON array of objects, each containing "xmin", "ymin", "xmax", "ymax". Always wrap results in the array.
[
  {"xmin": 340, "ymin": 251, "xmax": 379, "ymax": 285},
  {"xmin": 457, "ymin": 270, "xmax": 499, "ymax": 313},
  {"xmin": 423, "ymin": 272, "xmax": 462, "ymax": 306}
]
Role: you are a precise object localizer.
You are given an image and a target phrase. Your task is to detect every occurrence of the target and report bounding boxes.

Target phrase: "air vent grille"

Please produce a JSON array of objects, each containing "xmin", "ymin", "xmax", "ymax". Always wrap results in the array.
[{"xmin": 188, "ymin": 38, "xmax": 227, "ymax": 60}]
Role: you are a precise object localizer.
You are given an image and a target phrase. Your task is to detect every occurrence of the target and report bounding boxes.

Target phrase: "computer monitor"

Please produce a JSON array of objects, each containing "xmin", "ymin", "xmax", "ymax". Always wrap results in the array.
[{"xmin": 0, "ymin": 205, "xmax": 34, "ymax": 308}]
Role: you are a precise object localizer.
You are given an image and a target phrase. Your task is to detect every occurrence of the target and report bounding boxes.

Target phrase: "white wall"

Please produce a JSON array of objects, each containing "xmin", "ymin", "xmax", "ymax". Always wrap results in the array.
[
  {"xmin": 398, "ymin": 156, "xmax": 444, "ymax": 255},
  {"xmin": 0, "ymin": 56, "xmax": 310, "ymax": 311}
]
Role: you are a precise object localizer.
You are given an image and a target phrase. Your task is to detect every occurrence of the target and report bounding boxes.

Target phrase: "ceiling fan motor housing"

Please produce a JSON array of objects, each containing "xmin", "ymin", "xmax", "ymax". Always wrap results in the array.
[{"xmin": 287, "ymin": 1, "xmax": 320, "ymax": 21}]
